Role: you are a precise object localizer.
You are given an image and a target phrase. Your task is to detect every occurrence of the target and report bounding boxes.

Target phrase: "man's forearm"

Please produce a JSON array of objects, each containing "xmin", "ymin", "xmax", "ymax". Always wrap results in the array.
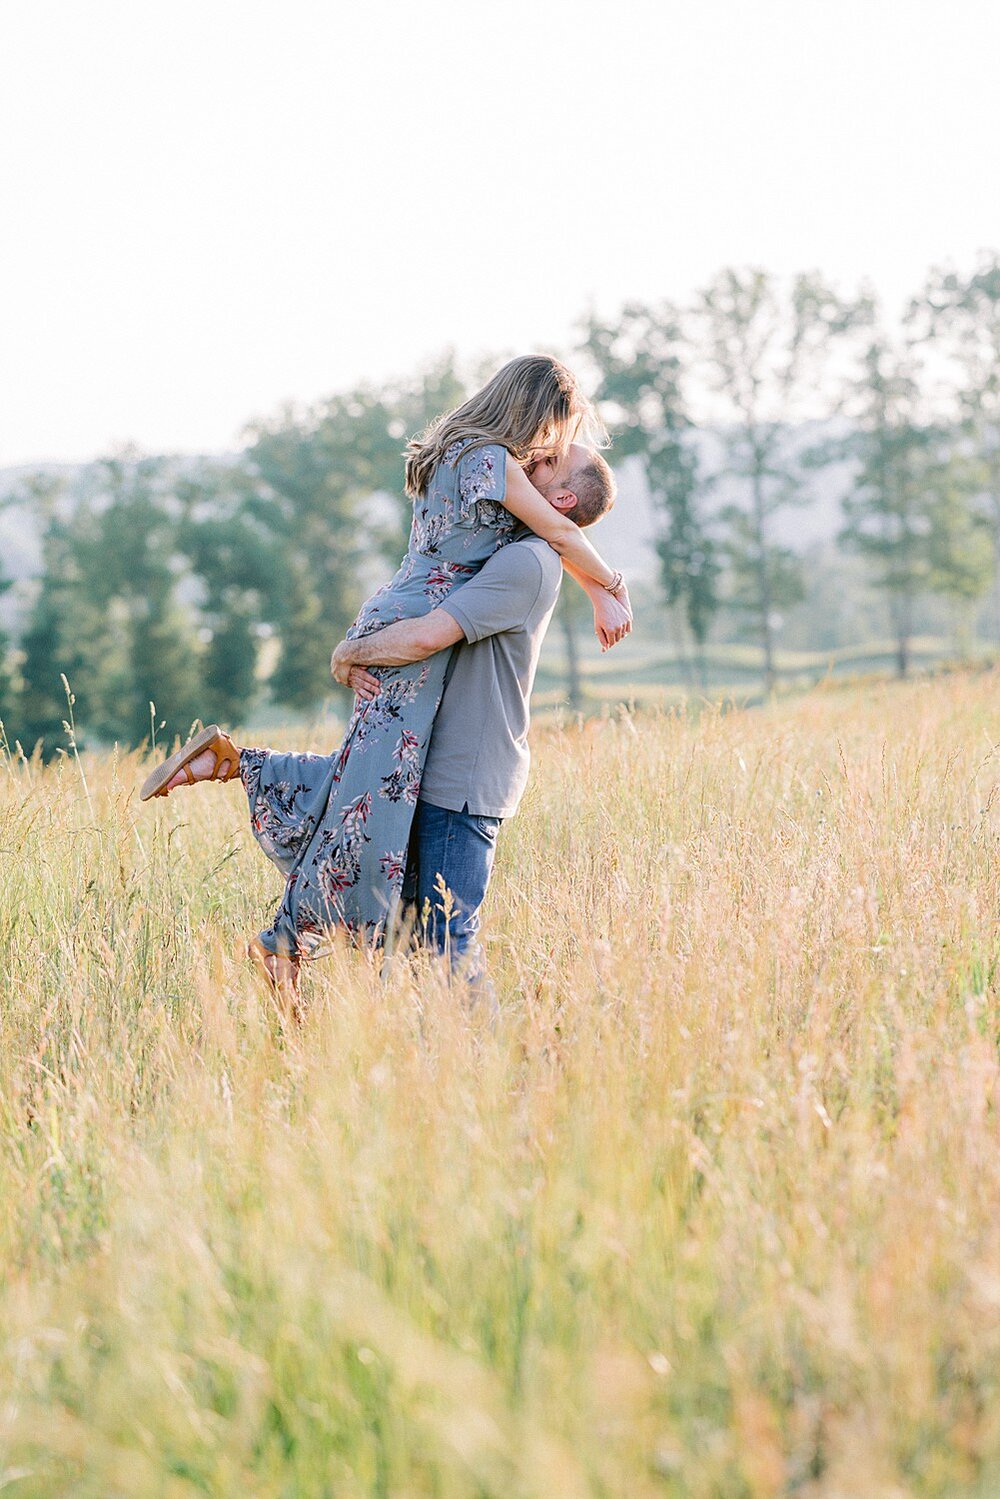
[
  {"xmin": 339, "ymin": 623, "xmax": 431, "ymax": 669},
  {"xmin": 337, "ymin": 610, "xmax": 463, "ymax": 669}
]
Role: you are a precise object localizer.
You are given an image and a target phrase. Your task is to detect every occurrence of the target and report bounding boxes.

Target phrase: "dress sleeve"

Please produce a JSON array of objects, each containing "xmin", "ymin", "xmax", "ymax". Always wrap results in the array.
[{"xmin": 455, "ymin": 442, "xmax": 508, "ymax": 524}]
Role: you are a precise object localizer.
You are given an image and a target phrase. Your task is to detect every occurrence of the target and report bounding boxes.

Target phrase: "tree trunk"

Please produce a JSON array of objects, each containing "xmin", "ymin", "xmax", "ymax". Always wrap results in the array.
[
  {"xmin": 952, "ymin": 600, "xmax": 973, "ymax": 660},
  {"xmin": 991, "ymin": 487, "xmax": 1000, "ymax": 640},
  {"xmin": 751, "ymin": 462, "xmax": 775, "ymax": 695},
  {"xmin": 561, "ymin": 606, "xmax": 583, "ymax": 713},
  {"xmin": 673, "ymin": 602, "xmax": 694, "ymax": 689},
  {"xmin": 896, "ymin": 632, "xmax": 909, "ymax": 678},
  {"xmin": 892, "ymin": 591, "xmax": 913, "ymax": 678},
  {"xmin": 759, "ymin": 589, "xmax": 776, "ymax": 694},
  {"xmin": 694, "ymin": 636, "xmax": 709, "ymax": 691}
]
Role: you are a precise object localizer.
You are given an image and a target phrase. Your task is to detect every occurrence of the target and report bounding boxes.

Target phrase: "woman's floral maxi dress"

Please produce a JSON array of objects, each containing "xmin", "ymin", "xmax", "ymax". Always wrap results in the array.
[{"xmin": 240, "ymin": 440, "xmax": 515, "ymax": 958}]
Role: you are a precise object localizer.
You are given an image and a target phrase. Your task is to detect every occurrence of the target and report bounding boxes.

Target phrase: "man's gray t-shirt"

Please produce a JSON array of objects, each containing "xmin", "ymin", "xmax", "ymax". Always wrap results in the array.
[{"xmin": 419, "ymin": 532, "xmax": 562, "ymax": 819}]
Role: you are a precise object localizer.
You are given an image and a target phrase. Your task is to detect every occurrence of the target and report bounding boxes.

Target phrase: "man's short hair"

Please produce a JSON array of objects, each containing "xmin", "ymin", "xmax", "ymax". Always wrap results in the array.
[{"xmin": 568, "ymin": 451, "xmax": 616, "ymax": 527}]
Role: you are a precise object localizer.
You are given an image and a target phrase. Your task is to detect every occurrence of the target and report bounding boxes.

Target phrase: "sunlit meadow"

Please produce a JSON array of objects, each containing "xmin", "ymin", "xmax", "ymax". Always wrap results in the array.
[{"xmin": 1, "ymin": 674, "xmax": 1000, "ymax": 1497}]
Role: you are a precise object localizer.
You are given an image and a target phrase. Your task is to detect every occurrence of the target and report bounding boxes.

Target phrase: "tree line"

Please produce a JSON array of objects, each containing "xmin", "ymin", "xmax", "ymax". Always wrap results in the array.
[
  {"xmin": 584, "ymin": 255, "xmax": 1000, "ymax": 689},
  {"xmin": 0, "ymin": 359, "xmax": 466, "ymax": 753},
  {"xmin": 2, "ymin": 255, "xmax": 999, "ymax": 752}
]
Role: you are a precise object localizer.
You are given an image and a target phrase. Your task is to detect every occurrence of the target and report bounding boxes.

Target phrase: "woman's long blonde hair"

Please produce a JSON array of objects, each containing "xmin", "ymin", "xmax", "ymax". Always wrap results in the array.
[{"xmin": 404, "ymin": 355, "xmax": 608, "ymax": 499}]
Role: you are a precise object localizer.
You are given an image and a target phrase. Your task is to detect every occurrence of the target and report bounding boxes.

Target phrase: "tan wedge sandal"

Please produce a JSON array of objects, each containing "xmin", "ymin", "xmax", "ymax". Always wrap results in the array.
[{"xmin": 139, "ymin": 723, "xmax": 241, "ymax": 802}]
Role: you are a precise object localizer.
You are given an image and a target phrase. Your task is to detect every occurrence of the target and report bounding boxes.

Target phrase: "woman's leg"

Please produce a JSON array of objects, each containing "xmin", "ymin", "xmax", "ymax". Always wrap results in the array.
[
  {"xmin": 240, "ymin": 746, "xmax": 341, "ymax": 879},
  {"xmin": 264, "ymin": 655, "xmax": 453, "ymax": 951}
]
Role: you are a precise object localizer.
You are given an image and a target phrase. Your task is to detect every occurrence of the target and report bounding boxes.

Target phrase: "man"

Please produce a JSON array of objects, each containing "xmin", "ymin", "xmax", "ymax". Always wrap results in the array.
[{"xmin": 330, "ymin": 443, "xmax": 620, "ymax": 997}]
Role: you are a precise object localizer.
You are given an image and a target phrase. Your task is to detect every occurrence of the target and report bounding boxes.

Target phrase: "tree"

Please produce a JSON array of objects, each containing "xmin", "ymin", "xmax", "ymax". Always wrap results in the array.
[
  {"xmin": 378, "ymin": 352, "xmax": 469, "ymax": 561},
  {"xmin": 272, "ymin": 556, "xmax": 331, "ymax": 712},
  {"xmin": 81, "ymin": 454, "xmax": 204, "ymax": 745},
  {"xmin": 836, "ymin": 340, "xmax": 990, "ymax": 677},
  {"xmin": 12, "ymin": 474, "xmax": 104, "ymax": 755},
  {"xmin": 922, "ymin": 449, "xmax": 993, "ymax": 654},
  {"xmin": 0, "ymin": 490, "xmax": 19, "ymax": 732},
  {"xmin": 16, "ymin": 574, "xmax": 70, "ymax": 755},
  {"xmin": 14, "ymin": 458, "xmax": 267, "ymax": 750},
  {"xmin": 555, "ymin": 584, "xmax": 588, "ymax": 711},
  {"xmin": 176, "ymin": 463, "xmax": 276, "ymax": 725},
  {"xmin": 0, "ymin": 572, "xmax": 16, "ymax": 733},
  {"xmin": 247, "ymin": 391, "xmax": 399, "ymax": 711},
  {"xmin": 246, "ymin": 357, "xmax": 472, "ymax": 711},
  {"xmin": 716, "ymin": 506, "xmax": 805, "ymax": 669},
  {"xmin": 580, "ymin": 303, "xmax": 718, "ymax": 681},
  {"xmin": 694, "ymin": 268, "xmax": 870, "ymax": 692},
  {"xmin": 127, "ymin": 588, "xmax": 204, "ymax": 747},
  {"xmin": 908, "ymin": 254, "xmax": 1000, "ymax": 633}
]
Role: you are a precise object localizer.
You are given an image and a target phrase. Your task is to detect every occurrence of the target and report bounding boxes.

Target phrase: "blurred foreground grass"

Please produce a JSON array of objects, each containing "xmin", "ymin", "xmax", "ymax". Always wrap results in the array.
[{"xmin": 1, "ymin": 675, "xmax": 1000, "ymax": 1496}]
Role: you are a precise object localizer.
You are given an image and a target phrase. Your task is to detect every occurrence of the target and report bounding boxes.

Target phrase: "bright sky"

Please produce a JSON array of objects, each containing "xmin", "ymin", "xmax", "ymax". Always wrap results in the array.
[{"xmin": 1, "ymin": 0, "xmax": 999, "ymax": 466}]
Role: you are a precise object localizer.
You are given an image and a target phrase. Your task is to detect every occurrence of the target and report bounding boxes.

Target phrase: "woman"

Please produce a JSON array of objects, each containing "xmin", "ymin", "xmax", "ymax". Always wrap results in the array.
[{"xmin": 140, "ymin": 356, "xmax": 631, "ymax": 1006}]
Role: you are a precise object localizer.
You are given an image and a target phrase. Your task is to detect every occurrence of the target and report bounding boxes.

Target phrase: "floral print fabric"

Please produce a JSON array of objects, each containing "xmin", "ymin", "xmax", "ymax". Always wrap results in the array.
[{"xmin": 241, "ymin": 440, "xmax": 515, "ymax": 956}]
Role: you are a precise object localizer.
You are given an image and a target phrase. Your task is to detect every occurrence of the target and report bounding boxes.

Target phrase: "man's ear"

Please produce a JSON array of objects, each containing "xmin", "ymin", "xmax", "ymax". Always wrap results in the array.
[{"xmin": 548, "ymin": 488, "xmax": 579, "ymax": 514}]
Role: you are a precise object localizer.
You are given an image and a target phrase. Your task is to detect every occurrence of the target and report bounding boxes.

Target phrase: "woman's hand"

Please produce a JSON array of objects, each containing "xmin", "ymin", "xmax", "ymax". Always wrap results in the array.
[
  {"xmin": 593, "ymin": 587, "xmax": 633, "ymax": 651},
  {"xmin": 350, "ymin": 666, "xmax": 381, "ymax": 702}
]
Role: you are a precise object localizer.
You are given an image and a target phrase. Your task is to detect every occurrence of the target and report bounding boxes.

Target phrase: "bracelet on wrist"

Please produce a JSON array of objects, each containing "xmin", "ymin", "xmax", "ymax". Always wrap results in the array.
[{"xmin": 603, "ymin": 570, "xmax": 625, "ymax": 596}]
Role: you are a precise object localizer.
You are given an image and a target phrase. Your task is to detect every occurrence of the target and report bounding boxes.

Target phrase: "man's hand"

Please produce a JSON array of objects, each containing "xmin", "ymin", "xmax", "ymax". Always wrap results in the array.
[
  {"xmin": 593, "ymin": 587, "xmax": 633, "ymax": 651},
  {"xmin": 330, "ymin": 639, "xmax": 355, "ymax": 687},
  {"xmin": 332, "ymin": 640, "xmax": 382, "ymax": 701}
]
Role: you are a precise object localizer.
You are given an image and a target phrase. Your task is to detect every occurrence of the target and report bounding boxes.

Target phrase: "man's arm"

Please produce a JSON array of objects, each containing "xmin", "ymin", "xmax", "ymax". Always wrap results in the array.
[
  {"xmin": 332, "ymin": 540, "xmax": 550, "ymax": 698},
  {"xmin": 331, "ymin": 609, "xmax": 464, "ymax": 691}
]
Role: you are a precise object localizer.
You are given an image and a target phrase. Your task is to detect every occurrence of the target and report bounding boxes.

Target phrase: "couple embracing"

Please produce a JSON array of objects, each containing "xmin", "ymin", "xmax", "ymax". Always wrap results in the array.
[{"xmin": 140, "ymin": 356, "xmax": 631, "ymax": 1014}]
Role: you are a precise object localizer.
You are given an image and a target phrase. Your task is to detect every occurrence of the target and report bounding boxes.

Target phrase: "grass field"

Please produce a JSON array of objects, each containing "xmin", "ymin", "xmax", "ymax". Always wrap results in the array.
[{"xmin": 2, "ymin": 674, "xmax": 1000, "ymax": 1497}]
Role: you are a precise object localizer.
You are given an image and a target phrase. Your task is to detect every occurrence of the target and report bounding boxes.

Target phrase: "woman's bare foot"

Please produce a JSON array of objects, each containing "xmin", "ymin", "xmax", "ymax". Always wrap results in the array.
[
  {"xmin": 247, "ymin": 937, "xmax": 303, "ymax": 1024},
  {"xmin": 272, "ymin": 955, "xmax": 302, "ymax": 1018},
  {"xmin": 139, "ymin": 725, "xmax": 241, "ymax": 802},
  {"xmin": 164, "ymin": 747, "xmax": 226, "ymax": 792}
]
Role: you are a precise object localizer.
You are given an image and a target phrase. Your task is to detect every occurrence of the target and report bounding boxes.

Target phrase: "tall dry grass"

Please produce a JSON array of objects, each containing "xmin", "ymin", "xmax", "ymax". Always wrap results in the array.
[{"xmin": 1, "ymin": 675, "xmax": 999, "ymax": 1497}]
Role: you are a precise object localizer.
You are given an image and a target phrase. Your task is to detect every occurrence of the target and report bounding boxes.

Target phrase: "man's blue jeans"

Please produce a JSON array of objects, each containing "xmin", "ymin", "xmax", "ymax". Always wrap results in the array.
[{"xmin": 402, "ymin": 799, "xmax": 502, "ymax": 987}]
